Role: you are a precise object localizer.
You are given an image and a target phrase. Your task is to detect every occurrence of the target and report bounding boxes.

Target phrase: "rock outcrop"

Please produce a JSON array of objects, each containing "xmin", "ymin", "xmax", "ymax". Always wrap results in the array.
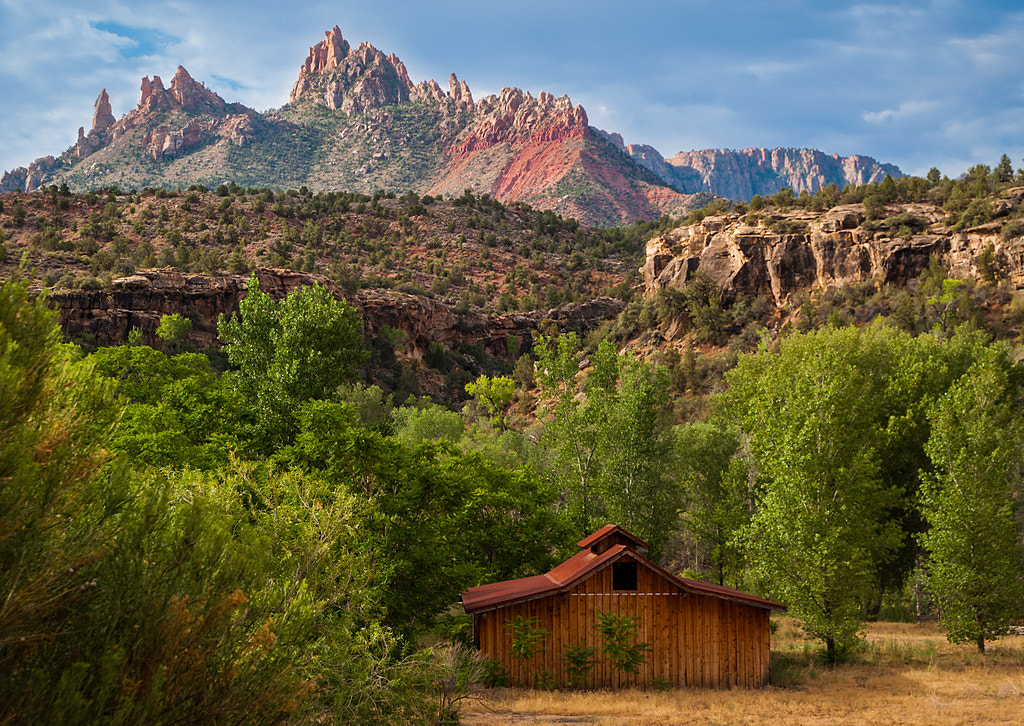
[
  {"xmin": 48, "ymin": 268, "xmax": 625, "ymax": 357},
  {"xmin": 289, "ymin": 26, "xmax": 479, "ymax": 117},
  {"xmin": 642, "ymin": 199, "xmax": 1024, "ymax": 306},
  {"xmin": 92, "ymin": 89, "xmax": 115, "ymax": 132},
  {"xmin": 281, "ymin": 25, "xmax": 699, "ymax": 225},
  {"xmin": 0, "ymin": 23, "xmax": 899, "ymax": 226},
  {"xmin": 604, "ymin": 137, "xmax": 903, "ymax": 202}
]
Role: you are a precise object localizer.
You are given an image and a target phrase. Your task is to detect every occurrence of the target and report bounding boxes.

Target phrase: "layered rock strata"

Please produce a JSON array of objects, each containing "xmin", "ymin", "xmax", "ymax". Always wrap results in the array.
[
  {"xmin": 602, "ymin": 134, "xmax": 903, "ymax": 202},
  {"xmin": 642, "ymin": 197, "xmax": 1024, "ymax": 306},
  {"xmin": 49, "ymin": 268, "xmax": 625, "ymax": 357}
]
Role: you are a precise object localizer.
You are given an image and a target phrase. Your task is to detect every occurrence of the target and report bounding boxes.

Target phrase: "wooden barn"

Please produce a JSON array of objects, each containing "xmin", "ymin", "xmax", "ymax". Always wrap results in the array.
[{"xmin": 461, "ymin": 525, "xmax": 785, "ymax": 689}]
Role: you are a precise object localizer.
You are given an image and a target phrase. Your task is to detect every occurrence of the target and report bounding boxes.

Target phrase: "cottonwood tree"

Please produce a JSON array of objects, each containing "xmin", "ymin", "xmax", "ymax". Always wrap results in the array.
[
  {"xmin": 727, "ymin": 325, "xmax": 906, "ymax": 662},
  {"xmin": 535, "ymin": 334, "xmax": 677, "ymax": 558},
  {"xmin": 535, "ymin": 332, "xmax": 608, "ymax": 538},
  {"xmin": 919, "ymin": 347, "xmax": 1024, "ymax": 652},
  {"xmin": 218, "ymin": 275, "xmax": 366, "ymax": 448},
  {"xmin": 727, "ymin": 323, "xmax": 991, "ymax": 659},
  {"xmin": 669, "ymin": 422, "xmax": 750, "ymax": 586}
]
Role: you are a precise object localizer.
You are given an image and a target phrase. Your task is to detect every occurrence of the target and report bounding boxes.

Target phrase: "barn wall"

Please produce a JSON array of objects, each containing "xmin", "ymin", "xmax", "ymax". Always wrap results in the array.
[{"xmin": 473, "ymin": 564, "xmax": 770, "ymax": 688}]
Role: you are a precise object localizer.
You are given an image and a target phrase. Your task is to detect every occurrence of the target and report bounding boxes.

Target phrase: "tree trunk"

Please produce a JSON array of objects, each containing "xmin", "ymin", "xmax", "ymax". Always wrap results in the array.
[
  {"xmin": 977, "ymin": 634, "xmax": 986, "ymax": 653},
  {"xmin": 825, "ymin": 636, "xmax": 836, "ymax": 664}
]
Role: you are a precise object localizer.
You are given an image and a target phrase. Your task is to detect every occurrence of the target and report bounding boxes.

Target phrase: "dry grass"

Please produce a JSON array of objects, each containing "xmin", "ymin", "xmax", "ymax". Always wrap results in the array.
[{"xmin": 461, "ymin": 619, "xmax": 1024, "ymax": 725}]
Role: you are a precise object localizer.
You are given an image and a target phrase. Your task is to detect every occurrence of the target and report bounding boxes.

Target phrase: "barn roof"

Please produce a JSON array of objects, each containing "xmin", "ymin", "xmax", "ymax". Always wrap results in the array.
[
  {"xmin": 577, "ymin": 524, "xmax": 649, "ymax": 550},
  {"xmin": 461, "ymin": 525, "xmax": 785, "ymax": 614}
]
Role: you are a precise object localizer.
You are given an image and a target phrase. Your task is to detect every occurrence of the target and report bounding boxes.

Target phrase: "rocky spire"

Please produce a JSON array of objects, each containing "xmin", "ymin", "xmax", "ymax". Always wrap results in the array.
[
  {"xmin": 448, "ymin": 73, "xmax": 473, "ymax": 108},
  {"xmin": 169, "ymin": 66, "xmax": 226, "ymax": 112},
  {"xmin": 92, "ymin": 89, "xmax": 115, "ymax": 132},
  {"xmin": 290, "ymin": 25, "xmax": 351, "ymax": 102}
]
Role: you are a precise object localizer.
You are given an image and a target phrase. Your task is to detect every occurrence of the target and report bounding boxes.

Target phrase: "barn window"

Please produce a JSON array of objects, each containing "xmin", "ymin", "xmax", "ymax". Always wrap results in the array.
[{"xmin": 612, "ymin": 561, "xmax": 637, "ymax": 591}]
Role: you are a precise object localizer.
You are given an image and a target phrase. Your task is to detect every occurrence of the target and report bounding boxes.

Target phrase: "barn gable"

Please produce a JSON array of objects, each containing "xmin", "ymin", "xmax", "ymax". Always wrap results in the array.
[{"xmin": 461, "ymin": 524, "xmax": 784, "ymax": 689}]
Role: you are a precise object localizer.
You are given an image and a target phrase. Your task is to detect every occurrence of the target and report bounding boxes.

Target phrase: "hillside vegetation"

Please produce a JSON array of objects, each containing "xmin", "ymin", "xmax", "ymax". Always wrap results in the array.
[{"xmin": 3, "ymin": 158, "xmax": 1024, "ymax": 722}]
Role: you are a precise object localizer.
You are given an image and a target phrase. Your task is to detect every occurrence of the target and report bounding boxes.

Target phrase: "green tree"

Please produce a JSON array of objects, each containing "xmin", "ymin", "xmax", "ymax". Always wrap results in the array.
[
  {"xmin": 218, "ymin": 275, "xmax": 366, "ymax": 447},
  {"xmin": 290, "ymin": 400, "xmax": 564, "ymax": 636},
  {"xmin": 727, "ymin": 324, "xmax": 988, "ymax": 659},
  {"xmin": 919, "ymin": 348, "xmax": 1024, "ymax": 652},
  {"xmin": 1, "ymin": 280, "xmax": 408, "ymax": 724},
  {"xmin": 727, "ymin": 325, "xmax": 905, "ymax": 661},
  {"xmin": 391, "ymin": 402, "xmax": 465, "ymax": 447},
  {"xmin": 155, "ymin": 312, "xmax": 192, "ymax": 350},
  {"xmin": 995, "ymin": 153, "xmax": 1014, "ymax": 183},
  {"xmin": 670, "ymin": 422, "xmax": 750, "ymax": 586},
  {"xmin": 535, "ymin": 334, "xmax": 677, "ymax": 557},
  {"xmin": 599, "ymin": 356, "xmax": 677, "ymax": 559},
  {"xmin": 535, "ymin": 332, "xmax": 607, "ymax": 537},
  {"xmin": 464, "ymin": 374, "xmax": 516, "ymax": 430}
]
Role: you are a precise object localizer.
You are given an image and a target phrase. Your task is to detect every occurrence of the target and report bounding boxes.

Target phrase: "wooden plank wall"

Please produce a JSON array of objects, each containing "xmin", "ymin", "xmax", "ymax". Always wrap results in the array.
[{"xmin": 474, "ymin": 565, "xmax": 770, "ymax": 688}]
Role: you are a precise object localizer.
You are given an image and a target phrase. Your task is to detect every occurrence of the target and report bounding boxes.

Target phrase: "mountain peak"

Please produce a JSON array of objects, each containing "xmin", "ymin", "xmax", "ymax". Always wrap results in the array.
[
  {"xmin": 92, "ymin": 89, "xmax": 115, "ymax": 132},
  {"xmin": 291, "ymin": 25, "xmax": 351, "ymax": 101},
  {"xmin": 290, "ymin": 25, "xmax": 367, "ymax": 105}
]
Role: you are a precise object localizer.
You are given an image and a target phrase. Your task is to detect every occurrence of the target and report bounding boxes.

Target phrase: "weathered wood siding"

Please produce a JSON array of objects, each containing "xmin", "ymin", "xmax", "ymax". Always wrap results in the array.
[{"xmin": 473, "ymin": 564, "xmax": 770, "ymax": 688}]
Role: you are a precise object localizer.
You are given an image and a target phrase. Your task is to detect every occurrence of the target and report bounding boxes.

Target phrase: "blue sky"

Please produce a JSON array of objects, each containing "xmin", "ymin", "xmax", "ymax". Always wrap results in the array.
[{"xmin": 1, "ymin": 0, "xmax": 1022, "ymax": 180}]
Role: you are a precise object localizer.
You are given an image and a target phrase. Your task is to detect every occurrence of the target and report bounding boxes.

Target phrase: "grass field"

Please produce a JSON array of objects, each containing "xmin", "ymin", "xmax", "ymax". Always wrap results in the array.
[{"xmin": 460, "ymin": 619, "xmax": 1024, "ymax": 725}]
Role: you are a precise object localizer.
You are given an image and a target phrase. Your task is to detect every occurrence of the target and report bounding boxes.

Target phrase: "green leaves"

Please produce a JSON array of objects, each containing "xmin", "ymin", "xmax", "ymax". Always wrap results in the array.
[
  {"xmin": 218, "ymin": 274, "xmax": 366, "ymax": 448},
  {"xmin": 506, "ymin": 615, "xmax": 548, "ymax": 661},
  {"xmin": 593, "ymin": 611, "xmax": 651, "ymax": 675},
  {"xmin": 919, "ymin": 347, "xmax": 1024, "ymax": 651},
  {"xmin": 464, "ymin": 374, "xmax": 515, "ymax": 429},
  {"xmin": 535, "ymin": 333, "xmax": 677, "ymax": 557},
  {"xmin": 727, "ymin": 324, "xmax": 924, "ymax": 659}
]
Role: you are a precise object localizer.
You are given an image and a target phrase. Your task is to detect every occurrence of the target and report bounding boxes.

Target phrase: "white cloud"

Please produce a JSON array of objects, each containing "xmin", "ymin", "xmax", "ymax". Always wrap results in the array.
[
  {"xmin": 741, "ymin": 60, "xmax": 804, "ymax": 81},
  {"xmin": 863, "ymin": 100, "xmax": 940, "ymax": 125}
]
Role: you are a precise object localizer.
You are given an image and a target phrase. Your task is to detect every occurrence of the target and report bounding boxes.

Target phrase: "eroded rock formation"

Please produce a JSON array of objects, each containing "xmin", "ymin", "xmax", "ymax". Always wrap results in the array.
[
  {"xmin": 642, "ymin": 198, "xmax": 1024, "ymax": 306},
  {"xmin": 48, "ymin": 268, "xmax": 625, "ymax": 358},
  {"xmin": 605, "ymin": 138, "xmax": 903, "ymax": 202}
]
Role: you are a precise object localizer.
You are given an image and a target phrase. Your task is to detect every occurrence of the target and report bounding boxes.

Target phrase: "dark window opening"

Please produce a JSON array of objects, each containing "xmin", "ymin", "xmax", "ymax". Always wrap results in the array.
[{"xmin": 612, "ymin": 561, "xmax": 637, "ymax": 591}]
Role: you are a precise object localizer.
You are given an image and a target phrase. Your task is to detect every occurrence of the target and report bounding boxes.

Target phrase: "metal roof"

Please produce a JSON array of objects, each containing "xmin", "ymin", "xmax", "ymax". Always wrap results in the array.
[
  {"xmin": 461, "ymin": 527, "xmax": 786, "ymax": 614},
  {"xmin": 576, "ymin": 523, "xmax": 650, "ymax": 550}
]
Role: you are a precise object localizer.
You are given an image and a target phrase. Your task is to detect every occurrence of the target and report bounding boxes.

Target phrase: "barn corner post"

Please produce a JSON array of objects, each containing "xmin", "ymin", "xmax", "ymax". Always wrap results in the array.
[{"xmin": 460, "ymin": 524, "xmax": 785, "ymax": 689}]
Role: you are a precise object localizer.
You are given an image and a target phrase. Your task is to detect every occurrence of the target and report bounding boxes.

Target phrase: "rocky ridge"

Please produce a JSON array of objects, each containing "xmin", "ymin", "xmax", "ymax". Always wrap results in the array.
[
  {"xmin": 281, "ymin": 27, "xmax": 689, "ymax": 224},
  {"xmin": 0, "ymin": 26, "xmax": 722, "ymax": 225},
  {"xmin": 49, "ymin": 268, "xmax": 625, "ymax": 358},
  {"xmin": 601, "ymin": 134, "xmax": 902, "ymax": 202},
  {"xmin": 642, "ymin": 192, "xmax": 1024, "ymax": 307},
  {"xmin": 1, "ymin": 67, "xmax": 256, "ymax": 192}
]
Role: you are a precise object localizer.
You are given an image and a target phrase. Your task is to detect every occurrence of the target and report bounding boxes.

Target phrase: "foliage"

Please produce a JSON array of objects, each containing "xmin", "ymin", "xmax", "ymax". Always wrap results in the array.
[
  {"xmin": 919, "ymin": 347, "xmax": 1024, "ymax": 652},
  {"xmin": 726, "ymin": 323, "xmax": 985, "ymax": 662},
  {"xmin": 464, "ymin": 374, "xmax": 515, "ymax": 429},
  {"xmin": 562, "ymin": 644, "xmax": 599, "ymax": 688},
  {"xmin": 90, "ymin": 345, "xmax": 246, "ymax": 469},
  {"xmin": 534, "ymin": 333, "xmax": 678, "ymax": 557},
  {"xmin": 669, "ymin": 422, "xmax": 750, "ymax": 586},
  {"xmin": 506, "ymin": 615, "xmax": 548, "ymax": 661},
  {"xmin": 391, "ymin": 402, "xmax": 465, "ymax": 447},
  {"xmin": 593, "ymin": 611, "xmax": 651, "ymax": 674},
  {"xmin": 0, "ymin": 279, "xmax": 499, "ymax": 724},
  {"xmin": 218, "ymin": 274, "xmax": 367, "ymax": 448},
  {"xmin": 290, "ymin": 400, "xmax": 566, "ymax": 636},
  {"xmin": 155, "ymin": 312, "xmax": 192, "ymax": 348}
]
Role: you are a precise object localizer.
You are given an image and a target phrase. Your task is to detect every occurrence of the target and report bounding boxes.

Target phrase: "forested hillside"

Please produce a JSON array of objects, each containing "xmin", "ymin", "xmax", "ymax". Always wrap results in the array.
[{"xmin": 3, "ymin": 157, "xmax": 1024, "ymax": 721}]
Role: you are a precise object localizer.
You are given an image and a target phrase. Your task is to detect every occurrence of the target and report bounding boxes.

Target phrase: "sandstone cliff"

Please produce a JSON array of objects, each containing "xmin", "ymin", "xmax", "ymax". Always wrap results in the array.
[
  {"xmin": 642, "ymin": 196, "xmax": 1024, "ymax": 305},
  {"xmin": 602, "ymin": 135, "xmax": 903, "ymax": 202},
  {"xmin": 49, "ymin": 268, "xmax": 625, "ymax": 359}
]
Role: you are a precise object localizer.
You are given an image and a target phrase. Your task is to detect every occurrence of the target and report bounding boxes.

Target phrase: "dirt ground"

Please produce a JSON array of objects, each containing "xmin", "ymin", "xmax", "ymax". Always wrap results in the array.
[{"xmin": 459, "ymin": 622, "xmax": 1024, "ymax": 726}]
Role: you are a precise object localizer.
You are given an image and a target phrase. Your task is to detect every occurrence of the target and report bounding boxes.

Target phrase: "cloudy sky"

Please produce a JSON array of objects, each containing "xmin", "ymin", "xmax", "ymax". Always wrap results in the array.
[{"xmin": 1, "ymin": 0, "xmax": 1022, "ymax": 179}]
